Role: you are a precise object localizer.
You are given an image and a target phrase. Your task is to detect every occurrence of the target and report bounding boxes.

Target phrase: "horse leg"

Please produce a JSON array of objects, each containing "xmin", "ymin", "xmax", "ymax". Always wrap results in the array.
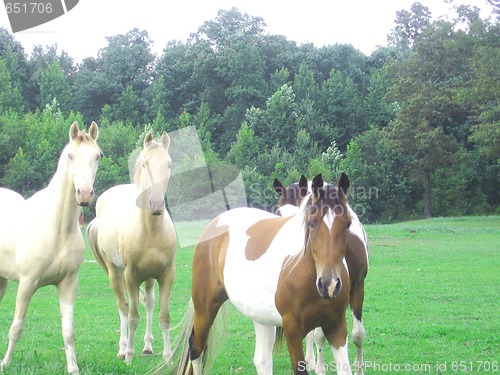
[
  {"xmin": 107, "ymin": 265, "xmax": 128, "ymax": 360},
  {"xmin": 314, "ymin": 327, "xmax": 327, "ymax": 375},
  {"xmin": 124, "ymin": 272, "xmax": 141, "ymax": 365},
  {"xmin": 282, "ymin": 316, "xmax": 308, "ymax": 374},
  {"xmin": 304, "ymin": 331, "xmax": 316, "ymax": 370},
  {"xmin": 142, "ymin": 278, "xmax": 155, "ymax": 356},
  {"xmin": 0, "ymin": 277, "xmax": 7, "ymax": 304},
  {"xmin": 57, "ymin": 273, "xmax": 80, "ymax": 374},
  {"xmin": 253, "ymin": 322, "xmax": 276, "ymax": 375},
  {"xmin": 189, "ymin": 287, "xmax": 228, "ymax": 375},
  {"xmin": 323, "ymin": 318, "xmax": 352, "ymax": 375},
  {"xmin": 350, "ymin": 282, "xmax": 366, "ymax": 375},
  {"xmin": 157, "ymin": 264, "xmax": 175, "ymax": 360},
  {"xmin": 0, "ymin": 279, "xmax": 36, "ymax": 370}
]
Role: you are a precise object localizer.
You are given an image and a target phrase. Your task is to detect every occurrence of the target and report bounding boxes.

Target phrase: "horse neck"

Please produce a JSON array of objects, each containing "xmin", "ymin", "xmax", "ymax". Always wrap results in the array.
[{"xmin": 46, "ymin": 162, "xmax": 80, "ymax": 228}]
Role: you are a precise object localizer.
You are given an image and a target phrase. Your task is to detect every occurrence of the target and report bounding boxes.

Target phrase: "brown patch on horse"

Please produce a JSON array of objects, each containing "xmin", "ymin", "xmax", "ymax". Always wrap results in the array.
[
  {"xmin": 193, "ymin": 217, "xmax": 231, "ymax": 291},
  {"xmin": 245, "ymin": 216, "xmax": 292, "ymax": 261}
]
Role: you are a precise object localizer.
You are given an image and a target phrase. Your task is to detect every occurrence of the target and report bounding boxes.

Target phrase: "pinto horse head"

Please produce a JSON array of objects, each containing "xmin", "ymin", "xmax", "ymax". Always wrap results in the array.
[
  {"xmin": 273, "ymin": 175, "xmax": 308, "ymax": 216},
  {"xmin": 65, "ymin": 122, "xmax": 101, "ymax": 206},
  {"xmin": 306, "ymin": 173, "xmax": 351, "ymax": 299},
  {"xmin": 134, "ymin": 132, "xmax": 172, "ymax": 215}
]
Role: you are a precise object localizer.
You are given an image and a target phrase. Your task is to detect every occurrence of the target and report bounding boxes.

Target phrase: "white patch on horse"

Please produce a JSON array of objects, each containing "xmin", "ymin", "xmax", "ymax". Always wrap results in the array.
[
  {"xmin": 331, "ymin": 341, "xmax": 352, "ymax": 375},
  {"xmin": 347, "ymin": 205, "xmax": 369, "ymax": 266},
  {"xmin": 220, "ymin": 207, "xmax": 306, "ymax": 327},
  {"xmin": 277, "ymin": 204, "xmax": 298, "ymax": 218},
  {"xmin": 323, "ymin": 208, "xmax": 335, "ymax": 230}
]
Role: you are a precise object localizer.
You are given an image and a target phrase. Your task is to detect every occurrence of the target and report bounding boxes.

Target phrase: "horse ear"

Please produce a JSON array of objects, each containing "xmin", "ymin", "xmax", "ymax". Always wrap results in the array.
[
  {"xmin": 273, "ymin": 178, "xmax": 285, "ymax": 197},
  {"xmin": 337, "ymin": 172, "xmax": 350, "ymax": 198},
  {"xmin": 160, "ymin": 132, "xmax": 170, "ymax": 150},
  {"xmin": 69, "ymin": 122, "xmax": 79, "ymax": 140},
  {"xmin": 88, "ymin": 121, "xmax": 99, "ymax": 140},
  {"xmin": 144, "ymin": 132, "xmax": 154, "ymax": 148},
  {"xmin": 311, "ymin": 173, "xmax": 324, "ymax": 197},
  {"xmin": 298, "ymin": 175, "xmax": 308, "ymax": 198}
]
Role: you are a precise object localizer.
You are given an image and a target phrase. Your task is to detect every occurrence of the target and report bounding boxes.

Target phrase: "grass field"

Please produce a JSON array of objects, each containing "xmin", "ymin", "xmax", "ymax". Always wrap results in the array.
[{"xmin": 0, "ymin": 216, "xmax": 498, "ymax": 374}]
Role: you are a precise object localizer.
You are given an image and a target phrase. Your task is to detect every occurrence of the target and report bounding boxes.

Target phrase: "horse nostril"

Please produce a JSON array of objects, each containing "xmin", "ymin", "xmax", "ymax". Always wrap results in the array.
[
  {"xmin": 333, "ymin": 277, "xmax": 342, "ymax": 298},
  {"xmin": 317, "ymin": 277, "xmax": 328, "ymax": 297}
]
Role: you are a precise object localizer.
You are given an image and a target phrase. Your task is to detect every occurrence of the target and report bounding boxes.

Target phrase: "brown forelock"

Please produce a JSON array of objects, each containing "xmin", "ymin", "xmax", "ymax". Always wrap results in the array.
[
  {"xmin": 309, "ymin": 184, "xmax": 350, "ymax": 223},
  {"xmin": 245, "ymin": 216, "xmax": 293, "ymax": 261}
]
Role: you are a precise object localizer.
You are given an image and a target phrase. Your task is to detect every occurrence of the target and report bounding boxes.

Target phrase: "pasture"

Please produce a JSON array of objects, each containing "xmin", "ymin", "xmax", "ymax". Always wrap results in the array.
[{"xmin": 0, "ymin": 215, "xmax": 498, "ymax": 374}]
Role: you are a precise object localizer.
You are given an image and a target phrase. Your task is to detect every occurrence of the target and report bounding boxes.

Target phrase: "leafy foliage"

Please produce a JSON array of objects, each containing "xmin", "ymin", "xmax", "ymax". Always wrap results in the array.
[{"xmin": 0, "ymin": 4, "xmax": 498, "ymax": 223}]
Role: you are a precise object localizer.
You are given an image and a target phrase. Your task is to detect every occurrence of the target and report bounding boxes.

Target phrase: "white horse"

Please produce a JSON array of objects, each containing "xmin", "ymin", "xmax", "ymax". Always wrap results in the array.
[
  {"xmin": 0, "ymin": 122, "xmax": 101, "ymax": 374},
  {"xmin": 86, "ymin": 132, "xmax": 176, "ymax": 364}
]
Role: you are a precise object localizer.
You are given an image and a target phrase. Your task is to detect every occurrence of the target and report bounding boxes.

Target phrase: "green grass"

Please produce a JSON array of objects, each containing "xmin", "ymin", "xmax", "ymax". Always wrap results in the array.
[{"xmin": 1, "ymin": 216, "xmax": 499, "ymax": 374}]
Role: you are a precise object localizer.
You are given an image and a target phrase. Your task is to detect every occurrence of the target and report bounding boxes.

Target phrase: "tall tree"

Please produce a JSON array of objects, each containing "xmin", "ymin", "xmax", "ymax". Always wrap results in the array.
[
  {"xmin": 73, "ymin": 29, "xmax": 155, "ymax": 125},
  {"xmin": 40, "ymin": 61, "xmax": 71, "ymax": 114}
]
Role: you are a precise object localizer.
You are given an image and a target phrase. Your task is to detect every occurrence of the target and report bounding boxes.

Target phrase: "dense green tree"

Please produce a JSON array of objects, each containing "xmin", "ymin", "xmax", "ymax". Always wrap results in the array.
[
  {"xmin": 73, "ymin": 29, "xmax": 155, "ymax": 125},
  {"xmin": 0, "ymin": 28, "xmax": 30, "ymax": 109},
  {"xmin": 247, "ymin": 84, "xmax": 298, "ymax": 151},
  {"xmin": 386, "ymin": 4, "xmax": 497, "ymax": 218},
  {"xmin": 0, "ymin": 4, "xmax": 497, "ymax": 222},
  {"xmin": 2, "ymin": 104, "xmax": 84, "ymax": 197},
  {"xmin": 0, "ymin": 58, "xmax": 24, "ymax": 113},
  {"xmin": 227, "ymin": 123, "xmax": 259, "ymax": 170},
  {"xmin": 318, "ymin": 69, "xmax": 365, "ymax": 150},
  {"xmin": 40, "ymin": 61, "xmax": 71, "ymax": 114},
  {"xmin": 28, "ymin": 45, "xmax": 75, "ymax": 111}
]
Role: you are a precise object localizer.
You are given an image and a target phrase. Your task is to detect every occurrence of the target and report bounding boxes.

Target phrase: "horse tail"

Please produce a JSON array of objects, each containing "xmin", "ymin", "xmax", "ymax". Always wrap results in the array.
[
  {"xmin": 86, "ymin": 218, "xmax": 109, "ymax": 275},
  {"xmin": 152, "ymin": 298, "xmax": 227, "ymax": 375},
  {"xmin": 275, "ymin": 326, "xmax": 285, "ymax": 350}
]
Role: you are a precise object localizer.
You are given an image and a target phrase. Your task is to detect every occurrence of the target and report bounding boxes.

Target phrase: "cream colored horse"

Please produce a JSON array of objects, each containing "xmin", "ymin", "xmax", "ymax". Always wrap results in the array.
[
  {"xmin": 0, "ymin": 122, "xmax": 101, "ymax": 374},
  {"xmin": 86, "ymin": 132, "xmax": 176, "ymax": 364}
]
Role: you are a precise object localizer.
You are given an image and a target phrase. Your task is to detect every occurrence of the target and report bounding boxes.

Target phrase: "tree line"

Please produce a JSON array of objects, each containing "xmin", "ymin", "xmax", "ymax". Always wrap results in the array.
[{"xmin": 0, "ymin": 3, "xmax": 498, "ymax": 223}]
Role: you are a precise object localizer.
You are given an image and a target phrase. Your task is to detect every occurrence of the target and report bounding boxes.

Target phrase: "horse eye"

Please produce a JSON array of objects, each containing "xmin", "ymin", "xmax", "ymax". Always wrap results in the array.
[
  {"xmin": 308, "ymin": 221, "xmax": 315, "ymax": 229},
  {"xmin": 347, "ymin": 220, "xmax": 352, "ymax": 229},
  {"xmin": 68, "ymin": 154, "xmax": 73, "ymax": 160}
]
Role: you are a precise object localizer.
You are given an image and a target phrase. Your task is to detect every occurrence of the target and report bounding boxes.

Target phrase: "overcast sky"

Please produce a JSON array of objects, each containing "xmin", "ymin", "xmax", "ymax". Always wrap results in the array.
[{"xmin": 0, "ymin": 0, "xmax": 495, "ymax": 62}]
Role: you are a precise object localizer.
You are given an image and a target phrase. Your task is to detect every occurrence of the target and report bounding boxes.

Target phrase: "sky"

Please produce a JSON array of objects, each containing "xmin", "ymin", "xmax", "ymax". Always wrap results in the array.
[{"xmin": 0, "ymin": 0, "xmax": 496, "ymax": 62}]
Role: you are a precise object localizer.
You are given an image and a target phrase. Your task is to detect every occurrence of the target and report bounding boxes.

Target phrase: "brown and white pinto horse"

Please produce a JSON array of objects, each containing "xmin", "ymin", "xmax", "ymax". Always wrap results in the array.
[
  {"xmin": 168, "ymin": 173, "xmax": 354, "ymax": 375},
  {"xmin": 274, "ymin": 175, "xmax": 369, "ymax": 375}
]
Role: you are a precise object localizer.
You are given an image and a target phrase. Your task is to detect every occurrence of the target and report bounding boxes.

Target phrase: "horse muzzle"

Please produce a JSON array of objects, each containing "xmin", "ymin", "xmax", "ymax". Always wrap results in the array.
[
  {"xmin": 317, "ymin": 276, "xmax": 342, "ymax": 299},
  {"xmin": 148, "ymin": 198, "xmax": 165, "ymax": 215},
  {"xmin": 75, "ymin": 187, "xmax": 94, "ymax": 206}
]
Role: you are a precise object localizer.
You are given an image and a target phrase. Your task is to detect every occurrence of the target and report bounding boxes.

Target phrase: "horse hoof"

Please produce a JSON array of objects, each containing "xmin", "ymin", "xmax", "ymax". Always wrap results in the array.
[
  {"xmin": 116, "ymin": 354, "xmax": 126, "ymax": 361},
  {"xmin": 142, "ymin": 349, "xmax": 154, "ymax": 356}
]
